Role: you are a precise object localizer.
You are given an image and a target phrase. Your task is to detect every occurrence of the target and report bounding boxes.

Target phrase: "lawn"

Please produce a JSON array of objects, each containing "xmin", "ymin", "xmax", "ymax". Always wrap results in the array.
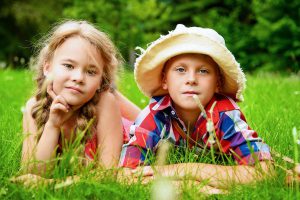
[{"xmin": 0, "ymin": 69, "xmax": 299, "ymax": 199}]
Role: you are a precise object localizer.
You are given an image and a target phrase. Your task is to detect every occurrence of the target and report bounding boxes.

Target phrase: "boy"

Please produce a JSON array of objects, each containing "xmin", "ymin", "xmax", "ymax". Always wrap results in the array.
[{"xmin": 119, "ymin": 24, "xmax": 272, "ymax": 189}]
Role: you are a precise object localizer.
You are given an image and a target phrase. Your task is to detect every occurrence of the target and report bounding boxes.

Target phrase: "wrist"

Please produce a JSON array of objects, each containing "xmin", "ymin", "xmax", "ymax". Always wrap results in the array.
[{"xmin": 44, "ymin": 121, "xmax": 61, "ymax": 132}]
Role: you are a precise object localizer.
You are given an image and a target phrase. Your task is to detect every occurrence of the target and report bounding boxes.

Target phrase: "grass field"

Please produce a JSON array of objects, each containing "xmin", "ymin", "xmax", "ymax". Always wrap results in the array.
[{"xmin": 0, "ymin": 69, "xmax": 299, "ymax": 199}]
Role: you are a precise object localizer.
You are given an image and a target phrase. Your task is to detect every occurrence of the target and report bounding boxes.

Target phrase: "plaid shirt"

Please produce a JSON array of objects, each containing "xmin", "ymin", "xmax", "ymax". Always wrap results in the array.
[{"xmin": 119, "ymin": 93, "xmax": 271, "ymax": 168}]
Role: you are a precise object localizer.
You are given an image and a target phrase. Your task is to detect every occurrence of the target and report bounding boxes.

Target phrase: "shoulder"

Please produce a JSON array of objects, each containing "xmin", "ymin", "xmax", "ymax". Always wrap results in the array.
[
  {"xmin": 22, "ymin": 97, "xmax": 38, "ymax": 134},
  {"xmin": 96, "ymin": 90, "xmax": 120, "ymax": 114},
  {"xmin": 24, "ymin": 97, "xmax": 37, "ymax": 115},
  {"xmin": 214, "ymin": 93, "xmax": 240, "ymax": 112},
  {"xmin": 207, "ymin": 94, "xmax": 240, "ymax": 123},
  {"xmin": 134, "ymin": 95, "xmax": 170, "ymax": 126}
]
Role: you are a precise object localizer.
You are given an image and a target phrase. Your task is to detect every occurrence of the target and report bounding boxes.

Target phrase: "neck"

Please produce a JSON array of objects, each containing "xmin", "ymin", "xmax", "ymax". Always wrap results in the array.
[{"xmin": 174, "ymin": 106, "xmax": 200, "ymax": 133}]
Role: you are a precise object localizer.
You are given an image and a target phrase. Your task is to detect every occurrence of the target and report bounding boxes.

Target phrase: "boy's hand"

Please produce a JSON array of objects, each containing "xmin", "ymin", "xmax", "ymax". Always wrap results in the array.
[
  {"xmin": 285, "ymin": 164, "xmax": 300, "ymax": 186},
  {"xmin": 117, "ymin": 167, "xmax": 155, "ymax": 184},
  {"xmin": 131, "ymin": 166, "xmax": 154, "ymax": 177},
  {"xmin": 46, "ymin": 83, "xmax": 73, "ymax": 129}
]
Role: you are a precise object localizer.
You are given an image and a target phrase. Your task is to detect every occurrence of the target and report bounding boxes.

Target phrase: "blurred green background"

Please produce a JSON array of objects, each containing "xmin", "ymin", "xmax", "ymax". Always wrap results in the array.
[{"xmin": 0, "ymin": 0, "xmax": 299, "ymax": 72}]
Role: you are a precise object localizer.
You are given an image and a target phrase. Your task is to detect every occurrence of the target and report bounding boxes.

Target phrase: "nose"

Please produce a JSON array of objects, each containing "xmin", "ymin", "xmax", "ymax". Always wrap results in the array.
[
  {"xmin": 186, "ymin": 71, "xmax": 197, "ymax": 85},
  {"xmin": 72, "ymin": 69, "xmax": 84, "ymax": 84}
]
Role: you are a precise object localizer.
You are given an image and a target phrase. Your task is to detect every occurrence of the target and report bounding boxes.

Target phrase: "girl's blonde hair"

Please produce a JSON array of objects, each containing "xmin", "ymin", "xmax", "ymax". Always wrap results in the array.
[{"xmin": 31, "ymin": 20, "xmax": 121, "ymax": 140}]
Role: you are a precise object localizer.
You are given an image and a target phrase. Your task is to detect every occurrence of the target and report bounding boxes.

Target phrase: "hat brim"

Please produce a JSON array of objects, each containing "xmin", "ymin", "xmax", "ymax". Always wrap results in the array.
[{"xmin": 135, "ymin": 33, "xmax": 246, "ymax": 101}]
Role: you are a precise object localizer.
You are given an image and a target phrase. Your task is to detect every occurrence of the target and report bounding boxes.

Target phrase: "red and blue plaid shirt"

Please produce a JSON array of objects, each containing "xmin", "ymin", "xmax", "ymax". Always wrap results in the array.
[{"xmin": 119, "ymin": 93, "xmax": 271, "ymax": 168}]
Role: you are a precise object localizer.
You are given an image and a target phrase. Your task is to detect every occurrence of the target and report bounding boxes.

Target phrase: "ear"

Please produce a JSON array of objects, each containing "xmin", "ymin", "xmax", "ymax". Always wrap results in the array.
[
  {"xmin": 43, "ymin": 62, "xmax": 51, "ymax": 76},
  {"xmin": 161, "ymin": 72, "xmax": 168, "ymax": 90},
  {"xmin": 215, "ymin": 86, "xmax": 220, "ymax": 93}
]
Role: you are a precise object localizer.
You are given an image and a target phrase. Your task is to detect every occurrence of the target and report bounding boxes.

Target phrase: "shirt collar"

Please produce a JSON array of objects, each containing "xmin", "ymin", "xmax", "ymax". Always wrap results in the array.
[{"xmin": 150, "ymin": 95, "xmax": 173, "ymax": 111}]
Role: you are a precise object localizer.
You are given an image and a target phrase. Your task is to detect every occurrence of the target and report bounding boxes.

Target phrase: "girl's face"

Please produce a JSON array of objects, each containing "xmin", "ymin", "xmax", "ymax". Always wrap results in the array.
[
  {"xmin": 44, "ymin": 36, "xmax": 103, "ymax": 107},
  {"xmin": 162, "ymin": 53, "xmax": 219, "ymax": 113}
]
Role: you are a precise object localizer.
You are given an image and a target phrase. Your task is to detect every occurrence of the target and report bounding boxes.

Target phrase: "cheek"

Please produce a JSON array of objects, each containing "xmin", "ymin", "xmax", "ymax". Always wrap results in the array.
[
  {"xmin": 51, "ymin": 72, "xmax": 67, "ymax": 94},
  {"xmin": 52, "ymin": 79, "xmax": 62, "ymax": 94}
]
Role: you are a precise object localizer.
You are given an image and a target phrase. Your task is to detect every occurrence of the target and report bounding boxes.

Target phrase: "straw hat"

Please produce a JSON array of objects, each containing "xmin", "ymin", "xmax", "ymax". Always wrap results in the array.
[{"xmin": 134, "ymin": 24, "xmax": 246, "ymax": 101}]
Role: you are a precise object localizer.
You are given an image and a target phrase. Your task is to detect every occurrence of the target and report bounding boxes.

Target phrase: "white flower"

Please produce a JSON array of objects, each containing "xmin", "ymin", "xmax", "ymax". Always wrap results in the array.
[
  {"xmin": 151, "ymin": 178, "xmax": 176, "ymax": 200},
  {"xmin": 193, "ymin": 95, "xmax": 207, "ymax": 118},
  {"xmin": 206, "ymin": 120, "xmax": 214, "ymax": 133}
]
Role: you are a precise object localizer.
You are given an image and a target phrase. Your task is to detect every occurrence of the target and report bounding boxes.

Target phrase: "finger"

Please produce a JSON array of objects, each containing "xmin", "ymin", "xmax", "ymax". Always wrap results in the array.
[
  {"xmin": 198, "ymin": 185, "xmax": 227, "ymax": 195},
  {"xmin": 295, "ymin": 164, "xmax": 300, "ymax": 174},
  {"xmin": 131, "ymin": 166, "xmax": 154, "ymax": 177},
  {"xmin": 141, "ymin": 175, "xmax": 154, "ymax": 184},
  {"xmin": 51, "ymin": 103, "xmax": 70, "ymax": 113},
  {"xmin": 47, "ymin": 83, "xmax": 57, "ymax": 99},
  {"xmin": 10, "ymin": 174, "xmax": 34, "ymax": 183},
  {"xmin": 52, "ymin": 95, "xmax": 70, "ymax": 110},
  {"xmin": 121, "ymin": 168, "xmax": 133, "ymax": 176},
  {"xmin": 142, "ymin": 166, "xmax": 154, "ymax": 176}
]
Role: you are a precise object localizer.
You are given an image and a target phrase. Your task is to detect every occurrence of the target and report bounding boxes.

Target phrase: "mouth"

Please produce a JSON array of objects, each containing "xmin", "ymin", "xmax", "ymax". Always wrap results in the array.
[
  {"xmin": 66, "ymin": 86, "xmax": 83, "ymax": 94},
  {"xmin": 183, "ymin": 91, "xmax": 199, "ymax": 95}
]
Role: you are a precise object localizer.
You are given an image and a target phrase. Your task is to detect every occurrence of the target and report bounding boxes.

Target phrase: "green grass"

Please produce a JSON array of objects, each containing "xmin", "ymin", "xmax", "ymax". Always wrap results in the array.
[{"xmin": 0, "ymin": 69, "xmax": 299, "ymax": 199}]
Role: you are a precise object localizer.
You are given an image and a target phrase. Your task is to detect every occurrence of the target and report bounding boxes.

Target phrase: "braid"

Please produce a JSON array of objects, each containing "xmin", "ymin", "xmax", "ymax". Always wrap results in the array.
[
  {"xmin": 31, "ymin": 77, "xmax": 52, "ymax": 141},
  {"xmin": 76, "ymin": 91, "xmax": 100, "ymax": 142}
]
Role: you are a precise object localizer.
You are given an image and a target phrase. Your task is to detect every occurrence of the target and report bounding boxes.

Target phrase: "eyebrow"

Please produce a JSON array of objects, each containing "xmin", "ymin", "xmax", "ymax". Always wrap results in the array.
[{"xmin": 62, "ymin": 59, "xmax": 100, "ymax": 70}]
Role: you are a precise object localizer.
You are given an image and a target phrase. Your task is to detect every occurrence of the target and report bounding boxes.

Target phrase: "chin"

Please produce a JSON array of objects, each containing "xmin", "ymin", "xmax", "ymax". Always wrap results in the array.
[
  {"xmin": 63, "ymin": 97, "xmax": 84, "ymax": 107},
  {"xmin": 180, "ymin": 103, "xmax": 199, "ymax": 111}
]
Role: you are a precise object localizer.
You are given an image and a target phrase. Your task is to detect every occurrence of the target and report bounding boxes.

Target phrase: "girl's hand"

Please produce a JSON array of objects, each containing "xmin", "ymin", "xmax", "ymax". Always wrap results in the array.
[
  {"xmin": 10, "ymin": 174, "xmax": 54, "ymax": 188},
  {"xmin": 47, "ymin": 83, "xmax": 73, "ymax": 129}
]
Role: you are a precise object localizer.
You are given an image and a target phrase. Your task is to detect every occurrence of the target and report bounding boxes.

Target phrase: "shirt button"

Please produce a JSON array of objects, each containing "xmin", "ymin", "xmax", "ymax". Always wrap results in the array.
[{"xmin": 171, "ymin": 110, "xmax": 176, "ymax": 115}]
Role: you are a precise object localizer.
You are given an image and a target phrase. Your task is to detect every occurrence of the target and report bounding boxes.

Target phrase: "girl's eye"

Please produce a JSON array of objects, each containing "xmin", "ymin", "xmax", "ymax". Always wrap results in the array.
[
  {"xmin": 87, "ymin": 69, "xmax": 97, "ymax": 76},
  {"xmin": 175, "ymin": 66, "xmax": 185, "ymax": 73},
  {"xmin": 63, "ymin": 63, "xmax": 74, "ymax": 69},
  {"xmin": 198, "ymin": 69, "xmax": 209, "ymax": 74}
]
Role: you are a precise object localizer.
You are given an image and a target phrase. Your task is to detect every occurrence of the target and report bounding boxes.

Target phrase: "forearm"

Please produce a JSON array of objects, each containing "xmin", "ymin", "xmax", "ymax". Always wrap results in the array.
[
  {"xmin": 35, "ymin": 122, "xmax": 60, "ymax": 162},
  {"xmin": 96, "ymin": 91, "xmax": 124, "ymax": 169},
  {"xmin": 154, "ymin": 162, "xmax": 272, "ymax": 189}
]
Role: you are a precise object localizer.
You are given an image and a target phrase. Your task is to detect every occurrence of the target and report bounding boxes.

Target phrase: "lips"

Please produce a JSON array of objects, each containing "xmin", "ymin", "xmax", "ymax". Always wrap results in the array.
[
  {"xmin": 66, "ymin": 86, "xmax": 83, "ymax": 93},
  {"xmin": 183, "ymin": 91, "xmax": 199, "ymax": 95}
]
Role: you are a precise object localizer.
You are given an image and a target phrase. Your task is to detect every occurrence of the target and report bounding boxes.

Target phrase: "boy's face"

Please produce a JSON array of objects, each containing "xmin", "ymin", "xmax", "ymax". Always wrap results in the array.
[{"xmin": 162, "ymin": 53, "xmax": 219, "ymax": 113}]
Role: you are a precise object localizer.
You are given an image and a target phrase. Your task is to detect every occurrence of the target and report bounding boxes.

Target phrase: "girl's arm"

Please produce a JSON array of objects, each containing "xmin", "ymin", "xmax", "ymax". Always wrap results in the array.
[
  {"xmin": 115, "ymin": 91, "xmax": 141, "ymax": 121},
  {"xmin": 22, "ymin": 98, "xmax": 39, "ymax": 164},
  {"xmin": 96, "ymin": 91, "xmax": 124, "ymax": 168},
  {"xmin": 21, "ymin": 98, "xmax": 61, "ymax": 173},
  {"xmin": 22, "ymin": 90, "xmax": 73, "ymax": 173}
]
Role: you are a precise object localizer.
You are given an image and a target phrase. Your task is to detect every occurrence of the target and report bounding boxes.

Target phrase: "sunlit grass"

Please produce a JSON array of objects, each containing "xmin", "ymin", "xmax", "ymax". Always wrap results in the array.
[{"xmin": 0, "ymin": 69, "xmax": 299, "ymax": 199}]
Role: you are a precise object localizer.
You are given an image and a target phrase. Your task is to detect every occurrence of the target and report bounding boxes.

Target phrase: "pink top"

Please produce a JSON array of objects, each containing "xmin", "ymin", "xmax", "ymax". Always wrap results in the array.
[{"xmin": 84, "ymin": 117, "xmax": 133, "ymax": 160}]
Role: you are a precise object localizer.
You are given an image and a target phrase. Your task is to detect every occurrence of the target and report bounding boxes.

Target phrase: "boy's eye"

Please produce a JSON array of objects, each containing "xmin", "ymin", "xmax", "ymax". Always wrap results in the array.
[
  {"xmin": 175, "ymin": 66, "xmax": 185, "ymax": 73},
  {"xmin": 63, "ymin": 63, "xmax": 74, "ymax": 69}
]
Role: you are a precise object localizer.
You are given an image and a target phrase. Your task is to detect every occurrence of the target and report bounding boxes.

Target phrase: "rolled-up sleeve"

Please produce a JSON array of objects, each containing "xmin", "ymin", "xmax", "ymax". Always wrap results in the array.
[{"xmin": 217, "ymin": 109, "xmax": 272, "ymax": 165}]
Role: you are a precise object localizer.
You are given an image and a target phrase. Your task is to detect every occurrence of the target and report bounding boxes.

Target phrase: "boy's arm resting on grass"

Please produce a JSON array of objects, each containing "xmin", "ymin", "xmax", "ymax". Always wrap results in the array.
[
  {"xmin": 96, "ymin": 91, "xmax": 124, "ymax": 168},
  {"xmin": 147, "ymin": 160, "xmax": 274, "ymax": 189}
]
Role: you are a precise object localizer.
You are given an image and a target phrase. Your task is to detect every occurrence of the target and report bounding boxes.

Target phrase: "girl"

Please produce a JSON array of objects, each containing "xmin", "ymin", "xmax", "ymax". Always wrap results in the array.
[{"xmin": 21, "ymin": 20, "xmax": 140, "ymax": 174}]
